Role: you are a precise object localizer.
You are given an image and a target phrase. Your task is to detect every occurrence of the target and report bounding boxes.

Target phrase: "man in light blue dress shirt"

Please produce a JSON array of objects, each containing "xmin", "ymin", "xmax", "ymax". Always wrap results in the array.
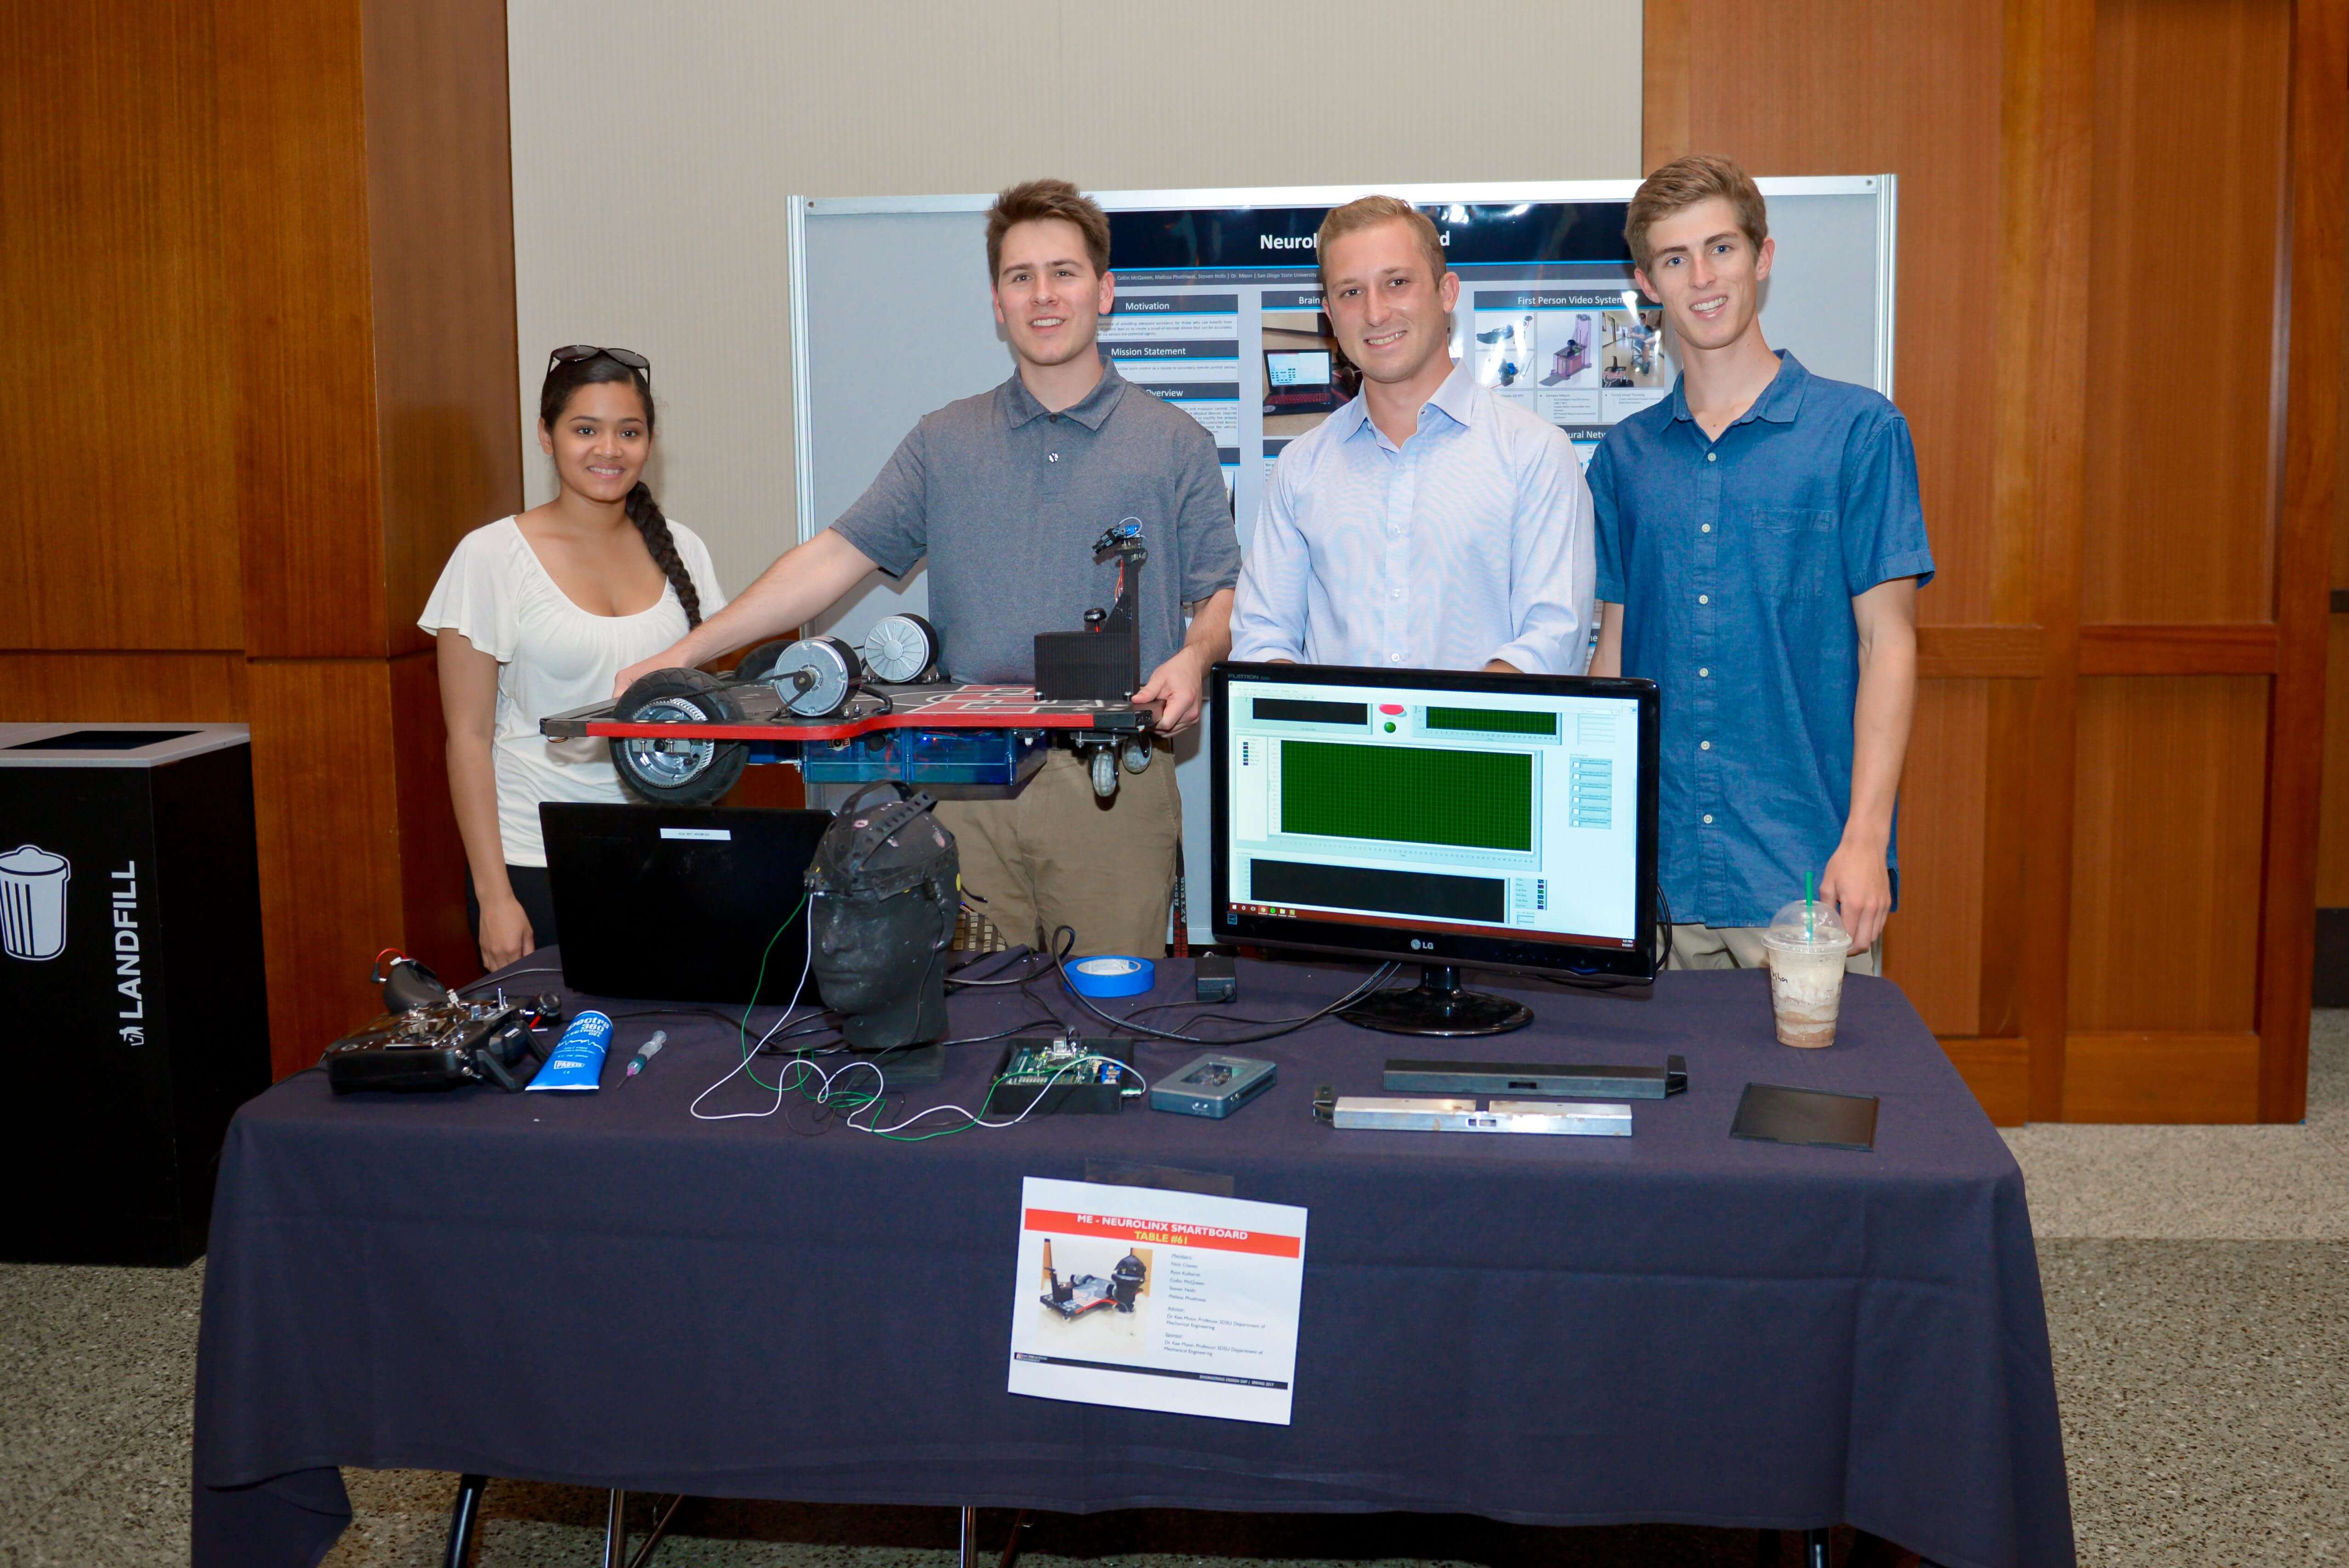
[{"xmin": 1230, "ymin": 196, "xmax": 1595, "ymax": 674}]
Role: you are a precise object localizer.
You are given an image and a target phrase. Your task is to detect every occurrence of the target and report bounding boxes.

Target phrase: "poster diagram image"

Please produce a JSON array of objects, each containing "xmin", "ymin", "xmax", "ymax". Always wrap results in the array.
[
  {"xmin": 1035, "ymin": 1238, "xmax": 1153, "ymax": 1344},
  {"xmin": 1261, "ymin": 311, "xmax": 1357, "ymax": 437},
  {"xmin": 0, "ymin": 844, "xmax": 70, "ymax": 961},
  {"xmin": 1474, "ymin": 311, "xmax": 1538, "ymax": 392},
  {"xmin": 1541, "ymin": 312, "xmax": 1597, "ymax": 386},
  {"xmin": 1600, "ymin": 309, "xmax": 1666, "ymax": 388}
]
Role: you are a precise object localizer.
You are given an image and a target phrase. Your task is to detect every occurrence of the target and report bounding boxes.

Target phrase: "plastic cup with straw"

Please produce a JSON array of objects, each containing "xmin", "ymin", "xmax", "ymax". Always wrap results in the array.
[{"xmin": 1766, "ymin": 871, "xmax": 1851, "ymax": 1048}]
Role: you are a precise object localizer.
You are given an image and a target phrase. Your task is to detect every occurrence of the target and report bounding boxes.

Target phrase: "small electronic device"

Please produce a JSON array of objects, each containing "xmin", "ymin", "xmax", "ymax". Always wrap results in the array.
[
  {"xmin": 1150, "ymin": 1053, "xmax": 1275, "ymax": 1118},
  {"xmin": 987, "ymin": 1037, "xmax": 1143, "ymax": 1116},
  {"xmin": 1211, "ymin": 661, "xmax": 1660, "ymax": 1036},
  {"xmin": 1383, "ymin": 1054, "xmax": 1686, "ymax": 1099},
  {"xmin": 1312, "ymin": 1086, "xmax": 1631, "ymax": 1136},
  {"xmin": 1194, "ymin": 951, "xmax": 1237, "ymax": 1003},
  {"xmin": 322, "ymin": 958, "xmax": 542, "ymax": 1094}
]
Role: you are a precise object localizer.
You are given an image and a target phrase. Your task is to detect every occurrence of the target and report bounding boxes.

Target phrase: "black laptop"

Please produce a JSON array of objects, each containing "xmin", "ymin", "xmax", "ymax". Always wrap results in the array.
[{"xmin": 541, "ymin": 803, "xmax": 830, "ymax": 1005}]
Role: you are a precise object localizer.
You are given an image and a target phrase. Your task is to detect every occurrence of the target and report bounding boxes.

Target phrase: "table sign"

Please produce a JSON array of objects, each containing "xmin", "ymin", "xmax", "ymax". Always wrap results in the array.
[{"xmin": 1007, "ymin": 1177, "xmax": 1307, "ymax": 1425}]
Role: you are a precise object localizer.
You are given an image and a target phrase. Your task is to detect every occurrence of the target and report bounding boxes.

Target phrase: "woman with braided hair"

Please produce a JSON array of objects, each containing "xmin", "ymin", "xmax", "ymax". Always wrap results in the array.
[{"xmin": 420, "ymin": 346, "xmax": 728, "ymax": 967}]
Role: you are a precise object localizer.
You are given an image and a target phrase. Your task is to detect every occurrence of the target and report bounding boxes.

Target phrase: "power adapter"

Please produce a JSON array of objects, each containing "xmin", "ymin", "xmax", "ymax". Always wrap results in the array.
[{"xmin": 1195, "ymin": 952, "xmax": 1237, "ymax": 1003}]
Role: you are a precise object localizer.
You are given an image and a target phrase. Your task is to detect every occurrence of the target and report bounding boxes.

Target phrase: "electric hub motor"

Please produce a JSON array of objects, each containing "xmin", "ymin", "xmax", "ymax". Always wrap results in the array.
[
  {"xmin": 861, "ymin": 613, "xmax": 939, "ymax": 685},
  {"xmin": 739, "ymin": 635, "xmax": 864, "ymax": 718},
  {"xmin": 609, "ymin": 667, "xmax": 748, "ymax": 806}
]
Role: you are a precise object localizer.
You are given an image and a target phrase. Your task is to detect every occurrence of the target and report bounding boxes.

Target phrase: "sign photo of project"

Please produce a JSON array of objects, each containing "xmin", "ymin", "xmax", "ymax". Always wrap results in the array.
[
  {"xmin": 1032, "ymin": 1237, "xmax": 1153, "ymax": 1347},
  {"xmin": 1260, "ymin": 310, "xmax": 1359, "ymax": 438}
]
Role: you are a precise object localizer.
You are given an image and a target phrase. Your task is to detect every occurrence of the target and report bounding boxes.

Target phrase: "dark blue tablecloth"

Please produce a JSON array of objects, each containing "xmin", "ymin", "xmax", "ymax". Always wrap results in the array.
[{"xmin": 192, "ymin": 956, "xmax": 2074, "ymax": 1568}]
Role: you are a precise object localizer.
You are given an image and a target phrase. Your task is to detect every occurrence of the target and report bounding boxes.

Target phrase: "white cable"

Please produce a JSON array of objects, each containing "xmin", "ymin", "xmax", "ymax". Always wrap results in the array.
[{"xmin": 689, "ymin": 916, "xmax": 819, "ymax": 1122}]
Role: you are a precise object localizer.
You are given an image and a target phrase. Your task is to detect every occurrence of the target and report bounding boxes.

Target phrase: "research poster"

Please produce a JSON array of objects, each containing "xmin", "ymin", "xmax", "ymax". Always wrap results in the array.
[
  {"xmin": 1101, "ymin": 200, "xmax": 1671, "ymax": 550},
  {"xmin": 1007, "ymin": 1176, "xmax": 1308, "ymax": 1425}
]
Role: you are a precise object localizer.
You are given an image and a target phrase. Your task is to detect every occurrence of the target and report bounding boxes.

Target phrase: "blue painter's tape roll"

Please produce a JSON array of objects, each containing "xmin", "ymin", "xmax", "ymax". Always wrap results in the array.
[{"xmin": 1066, "ymin": 955, "xmax": 1156, "ymax": 998}]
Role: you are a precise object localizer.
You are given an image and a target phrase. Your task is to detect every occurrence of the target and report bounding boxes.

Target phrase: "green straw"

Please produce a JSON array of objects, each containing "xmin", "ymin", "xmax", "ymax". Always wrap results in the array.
[{"xmin": 1804, "ymin": 871, "xmax": 1815, "ymax": 942}]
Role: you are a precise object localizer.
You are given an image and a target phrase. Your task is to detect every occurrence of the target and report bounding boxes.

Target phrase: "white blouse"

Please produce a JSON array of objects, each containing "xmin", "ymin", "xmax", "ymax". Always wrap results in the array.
[{"xmin": 418, "ymin": 516, "xmax": 728, "ymax": 867}]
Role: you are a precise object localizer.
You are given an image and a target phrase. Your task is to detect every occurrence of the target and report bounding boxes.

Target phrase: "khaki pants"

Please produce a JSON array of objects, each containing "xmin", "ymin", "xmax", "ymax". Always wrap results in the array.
[
  {"xmin": 933, "ymin": 744, "xmax": 1180, "ymax": 959},
  {"xmin": 1665, "ymin": 922, "xmax": 1883, "ymax": 976}
]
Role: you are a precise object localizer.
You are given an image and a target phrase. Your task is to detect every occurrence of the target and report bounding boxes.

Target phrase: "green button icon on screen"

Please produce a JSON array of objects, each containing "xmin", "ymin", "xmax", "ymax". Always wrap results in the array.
[{"xmin": 1384, "ymin": 721, "xmax": 1397, "ymax": 733}]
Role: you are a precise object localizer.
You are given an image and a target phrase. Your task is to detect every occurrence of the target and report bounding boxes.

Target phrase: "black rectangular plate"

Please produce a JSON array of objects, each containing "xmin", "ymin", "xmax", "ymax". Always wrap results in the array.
[{"xmin": 1731, "ymin": 1082, "xmax": 1880, "ymax": 1151}]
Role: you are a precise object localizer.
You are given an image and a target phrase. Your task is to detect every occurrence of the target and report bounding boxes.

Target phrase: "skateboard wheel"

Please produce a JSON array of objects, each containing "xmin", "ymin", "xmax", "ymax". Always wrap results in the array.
[{"xmin": 610, "ymin": 668, "xmax": 748, "ymax": 806}]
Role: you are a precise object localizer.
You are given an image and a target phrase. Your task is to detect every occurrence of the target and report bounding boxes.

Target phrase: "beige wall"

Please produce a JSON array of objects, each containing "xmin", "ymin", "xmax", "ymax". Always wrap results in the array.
[{"xmin": 509, "ymin": 0, "xmax": 1644, "ymax": 595}]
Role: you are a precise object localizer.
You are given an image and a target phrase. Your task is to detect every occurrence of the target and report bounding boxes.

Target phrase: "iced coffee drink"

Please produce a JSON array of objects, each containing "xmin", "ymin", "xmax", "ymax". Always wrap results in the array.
[{"xmin": 1762, "ymin": 899, "xmax": 1852, "ymax": 1049}]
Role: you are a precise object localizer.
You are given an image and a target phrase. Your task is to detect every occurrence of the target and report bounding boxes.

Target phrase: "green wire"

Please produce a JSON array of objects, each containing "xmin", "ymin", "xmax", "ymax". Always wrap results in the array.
[{"xmin": 737, "ymin": 894, "xmax": 809, "ymax": 1093}]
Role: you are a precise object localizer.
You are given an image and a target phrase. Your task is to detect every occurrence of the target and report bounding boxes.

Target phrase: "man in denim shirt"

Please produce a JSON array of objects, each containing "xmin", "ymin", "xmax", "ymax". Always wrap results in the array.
[{"xmin": 1590, "ymin": 155, "xmax": 1932, "ymax": 970}]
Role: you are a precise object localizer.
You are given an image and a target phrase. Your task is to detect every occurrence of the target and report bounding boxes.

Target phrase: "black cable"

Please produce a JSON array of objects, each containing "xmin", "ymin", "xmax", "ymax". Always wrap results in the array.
[
  {"xmin": 934, "ymin": 1016, "xmax": 1069, "ymax": 1049},
  {"xmin": 943, "ymin": 947, "xmax": 1052, "ymax": 989},
  {"xmin": 603, "ymin": 1005, "xmax": 750, "ymax": 1028},
  {"xmin": 457, "ymin": 964, "xmax": 564, "ymax": 996},
  {"xmin": 1048, "ymin": 926, "xmax": 1399, "ymax": 1045}
]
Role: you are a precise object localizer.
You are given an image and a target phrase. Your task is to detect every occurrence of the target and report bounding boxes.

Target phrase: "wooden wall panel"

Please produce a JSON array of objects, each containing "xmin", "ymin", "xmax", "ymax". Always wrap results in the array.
[
  {"xmin": 365, "ymin": 0, "xmax": 524, "ymax": 656},
  {"xmin": 2062, "ymin": 1030, "xmax": 2263, "ymax": 1121},
  {"xmin": 2069, "ymin": 675, "xmax": 2270, "ymax": 1032},
  {"xmin": 389, "ymin": 649, "xmax": 477, "ymax": 988},
  {"xmin": 2078, "ymin": 0, "xmax": 2290, "ymax": 625},
  {"xmin": 2322, "ymin": 591, "xmax": 2349, "ymax": 905},
  {"xmin": 0, "ymin": 653, "xmax": 248, "ymax": 722},
  {"xmin": 248, "ymin": 660, "xmax": 409, "ymax": 1078},
  {"xmin": 0, "ymin": 0, "xmax": 242, "ymax": 652},
  {"xmin": 1672, "ymin": 0, "xmax": 2007, "ymax": 626},
  {"xmin": 1939, "ymin": 1037, "xmax": 2030, "ymax": 1125},
  {"xmin": 1885, "ymin": 679, "xmax": 1988, "ymax": 1035},
  {"xmin": 214, "ymin": 0, "xmax": 386, "ymax": 659}
]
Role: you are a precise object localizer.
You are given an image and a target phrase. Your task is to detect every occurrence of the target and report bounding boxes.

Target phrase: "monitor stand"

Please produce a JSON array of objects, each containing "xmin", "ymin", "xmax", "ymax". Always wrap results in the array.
[{"xmin": 1337, "ymin": 964, "xmax": 1532, "ymax": 1037}]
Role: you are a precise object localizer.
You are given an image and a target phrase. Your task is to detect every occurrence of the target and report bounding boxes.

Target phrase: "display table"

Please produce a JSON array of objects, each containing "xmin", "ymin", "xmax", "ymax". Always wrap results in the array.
[{"xmin": 192, "ymin": 956, "xmax": 2075, "ymax": 1568}]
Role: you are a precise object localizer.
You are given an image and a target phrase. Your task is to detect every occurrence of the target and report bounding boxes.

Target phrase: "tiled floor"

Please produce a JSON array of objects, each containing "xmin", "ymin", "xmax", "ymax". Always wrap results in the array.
[{"xmin": 2, "ymin": 1015, "xmax": 2342, "ymax": 1567}]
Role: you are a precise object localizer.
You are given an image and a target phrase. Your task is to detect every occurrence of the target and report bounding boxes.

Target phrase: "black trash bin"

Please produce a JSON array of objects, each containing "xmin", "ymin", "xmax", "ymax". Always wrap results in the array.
[{"xmin": 0, "ymin": 722, "xmax": 270, "ymax": 1265}]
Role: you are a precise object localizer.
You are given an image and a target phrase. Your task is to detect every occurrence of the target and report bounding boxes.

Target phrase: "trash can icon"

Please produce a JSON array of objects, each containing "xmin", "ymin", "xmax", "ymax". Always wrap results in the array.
[{"xmin": 0, "ymin": 844, "xmax": 71, "ymax": 961}]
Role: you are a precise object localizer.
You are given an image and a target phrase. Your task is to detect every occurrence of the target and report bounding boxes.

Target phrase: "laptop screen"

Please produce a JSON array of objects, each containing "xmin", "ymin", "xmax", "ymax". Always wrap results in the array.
[{"xmin": 1265, "ymin": 350, "xmax": 1332, "ymax": 388}]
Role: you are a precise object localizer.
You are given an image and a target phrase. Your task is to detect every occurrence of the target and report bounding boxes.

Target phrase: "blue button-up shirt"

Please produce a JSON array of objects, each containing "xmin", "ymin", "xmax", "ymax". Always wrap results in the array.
[
  {"xmin": 1589, "ymin": 352, "xmax": 1933, "ymax": 928},
  {"xmin": 1231, "ymin": 362, "xmax": 1595, "ymax": 674}
]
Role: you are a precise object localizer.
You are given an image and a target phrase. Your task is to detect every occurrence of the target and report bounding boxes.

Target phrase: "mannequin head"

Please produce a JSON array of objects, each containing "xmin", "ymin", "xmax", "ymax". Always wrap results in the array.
[{"xmin": 805, "ymin": 789, "xmax": 960, "ymax": 1051}]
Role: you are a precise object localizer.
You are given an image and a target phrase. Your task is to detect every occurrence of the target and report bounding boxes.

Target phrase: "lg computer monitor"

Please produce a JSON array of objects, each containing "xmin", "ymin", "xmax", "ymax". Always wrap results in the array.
[{"xmin": 1210, "ymin": 662, "xmax": 1659, "ymax": 1036}]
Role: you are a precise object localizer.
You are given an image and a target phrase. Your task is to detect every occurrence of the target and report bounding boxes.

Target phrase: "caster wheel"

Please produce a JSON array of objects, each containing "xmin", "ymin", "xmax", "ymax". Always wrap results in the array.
[
  {"xmin": 1089, "ymin": 748, "xmax": 1119, "ymax": 799},
  {"xmin": 1120, "ymin": 738, "xmax": 1152, "ymax": 774},
  {"xmin": 610, "ymin": 668, "xmax": 748, "ymax": 806}
]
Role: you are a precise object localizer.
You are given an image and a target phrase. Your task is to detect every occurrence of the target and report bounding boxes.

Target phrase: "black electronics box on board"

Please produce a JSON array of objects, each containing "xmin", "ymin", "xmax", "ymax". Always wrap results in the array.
[
  {"xmin": 0, "ymin": 724, "xmax": 272, "ymax": 1265},
  {"xmin": 1034, "ymin": 630, "xmax": 1139, "ymax": 701}
]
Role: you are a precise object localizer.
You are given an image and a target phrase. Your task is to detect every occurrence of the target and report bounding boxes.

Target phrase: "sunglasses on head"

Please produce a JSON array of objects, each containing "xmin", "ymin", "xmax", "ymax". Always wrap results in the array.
[{"xmin": 547, "ymin": 344, "xmax": 651, "ymax": 381}]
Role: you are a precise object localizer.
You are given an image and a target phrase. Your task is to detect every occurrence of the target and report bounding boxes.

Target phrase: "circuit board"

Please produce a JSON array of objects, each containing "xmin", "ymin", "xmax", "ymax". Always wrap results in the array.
[{"xmin": 986, "ymin": 1037, "xmax": 1144, "ymax": 1116}]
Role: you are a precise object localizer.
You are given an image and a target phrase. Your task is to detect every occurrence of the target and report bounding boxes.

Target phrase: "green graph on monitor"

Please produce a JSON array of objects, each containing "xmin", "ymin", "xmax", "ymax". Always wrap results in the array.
[{"xmin": 1280, "ymin": 740, "xmax": 1533, "ymax": 852}]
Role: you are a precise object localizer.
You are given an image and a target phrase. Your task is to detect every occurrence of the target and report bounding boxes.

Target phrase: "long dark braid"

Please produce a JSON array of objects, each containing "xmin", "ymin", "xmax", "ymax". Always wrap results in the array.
[
  {"xmin": 538, "ymin": 349, "xmax": 700, "ymax": 628},
  {"xmin": 625, "ymin": 480, "xmax": 701, "ymax": 627}
]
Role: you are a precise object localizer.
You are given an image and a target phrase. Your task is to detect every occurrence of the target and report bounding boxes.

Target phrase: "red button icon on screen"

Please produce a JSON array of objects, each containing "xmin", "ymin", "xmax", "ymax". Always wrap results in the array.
[{"xmin": 1378, "ymin": 704, "xmax": 1405, "ymax": 715}]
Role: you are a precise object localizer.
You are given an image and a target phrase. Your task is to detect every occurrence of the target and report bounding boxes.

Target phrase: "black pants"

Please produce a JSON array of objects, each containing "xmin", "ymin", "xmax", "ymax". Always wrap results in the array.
[{"xmin": 464, "ymin": 864, "xmax": 560, "ymax": 951}]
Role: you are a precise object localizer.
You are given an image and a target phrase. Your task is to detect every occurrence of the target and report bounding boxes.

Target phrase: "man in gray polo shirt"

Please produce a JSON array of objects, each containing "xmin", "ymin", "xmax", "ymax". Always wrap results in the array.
[{"xmin": 617, "ymin": 179, "xmax": 1240, "ymax": 958}]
